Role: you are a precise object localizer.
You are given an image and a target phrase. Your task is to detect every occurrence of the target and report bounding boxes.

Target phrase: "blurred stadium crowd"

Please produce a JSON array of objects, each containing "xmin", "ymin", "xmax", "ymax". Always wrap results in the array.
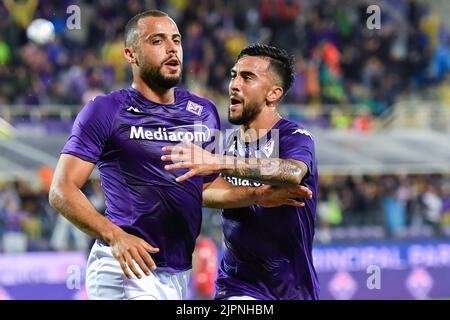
[
  {"xmin": 0, "ymin": 0, "xmax": 449, "ymax": 265},
  {"xmin": 1, "ymin": 173, "xmax": 449, "ymax": 254},
  {"xmin": 1, "ymin": 0, "xmax": 450, "ymax": 118}
]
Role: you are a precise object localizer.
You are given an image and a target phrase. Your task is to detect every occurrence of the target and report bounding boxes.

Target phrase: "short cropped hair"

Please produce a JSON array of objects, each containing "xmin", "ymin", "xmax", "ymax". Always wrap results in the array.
[
  {"xmin": 124, "ymin": 10, "xmax": 168, "ymax": 48},
  {"xmin": 237, "ymin": 44, "xmax": 295, "ymax": 96}
]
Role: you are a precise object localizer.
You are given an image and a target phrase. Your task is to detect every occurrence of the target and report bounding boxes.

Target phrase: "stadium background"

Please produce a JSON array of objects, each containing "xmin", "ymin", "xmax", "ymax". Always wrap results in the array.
[{"xmin": 0, "ymin": 0, "xmax": 449, "ymax": 300}]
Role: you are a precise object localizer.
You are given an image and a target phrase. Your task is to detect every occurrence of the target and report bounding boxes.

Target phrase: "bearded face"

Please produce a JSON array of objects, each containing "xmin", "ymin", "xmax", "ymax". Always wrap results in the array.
[
  {"xmin": 137, "ymin": 49, "xmax": 182, "ymax": 90},
  {"xmin": 228, "ymin": 96, "xmax": 264, "ymax": 125},
  {"xmin": 129, "ymin": 16, "xmax": 184, "ymax": 91}
]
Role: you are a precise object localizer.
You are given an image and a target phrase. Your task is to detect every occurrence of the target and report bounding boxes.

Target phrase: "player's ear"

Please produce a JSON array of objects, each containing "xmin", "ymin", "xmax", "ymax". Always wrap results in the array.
[
  {"xmin": 124, "ymin": 47, "xmax": 137, "ymax": 65},
  {"xmin": 266, "ymin": 86, "xmax": 283, "ymax": 104}
]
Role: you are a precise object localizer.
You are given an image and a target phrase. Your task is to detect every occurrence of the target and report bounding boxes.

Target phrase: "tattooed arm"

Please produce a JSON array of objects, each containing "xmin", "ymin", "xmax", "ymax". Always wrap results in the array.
[
  {"xmin": 162, "ymin": 141, "xmax": 309, "ymax": 186},
  {"xmin": 219, "ymin": 157, "xmax": 308, "ymax": 187}
]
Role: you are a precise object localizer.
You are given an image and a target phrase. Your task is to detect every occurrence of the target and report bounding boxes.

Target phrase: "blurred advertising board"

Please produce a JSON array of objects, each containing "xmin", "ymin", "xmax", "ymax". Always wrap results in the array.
[
  {"xmin": 314, "ymin": 240, "xmax": 450, "ymax": 299},
  {"xmin": 0, "ymin": 240, "xmax": 449, "ymax": 300},
  {"xmin": 0, "ymin": 251, "xmax": 87, "ymax": 300}
]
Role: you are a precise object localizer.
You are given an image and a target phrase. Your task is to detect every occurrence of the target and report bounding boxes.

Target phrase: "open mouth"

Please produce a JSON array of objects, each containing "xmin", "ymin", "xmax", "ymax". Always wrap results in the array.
[
  {"xmin": 230, "ymin": 97, "xmax": 242, "ymax": 109},
  {"xmin": 164, "ymin": 58, "xmax": 180, "ymax": 70},
  {"xmin": 165, "ymin": 60, "xmax": 179, "ymax": 66}
]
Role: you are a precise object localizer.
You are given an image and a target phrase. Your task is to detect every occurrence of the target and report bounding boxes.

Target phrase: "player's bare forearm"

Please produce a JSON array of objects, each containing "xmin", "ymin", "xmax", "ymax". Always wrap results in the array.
[
  {"xmin": 202, "ymin": 176, "xmax": 258, "ymax": 208},
  {"xmin": 161, "ymin": 141, "xmax": 308, "ymax": 186},
  {"xmin": 49, "ymin": 154, "xmax": 125, "ymax": 244},
  {"xmin": 51, "ymin": 155, "xmax": 159, "ymax": 279},
  {"xmin": 202, "ymin": 176, "xmax": 311, "ymax": 209},
  {"xmin": 203, "ymin": 186, "xmax": 260, "ymax": 208},
  {"xmin": 49, "ymin": 182, "xmax": 124, "ymax": 243},
  {"xmin": 220, "ymin": 156, "xmax": 307, "ymax": 187}
]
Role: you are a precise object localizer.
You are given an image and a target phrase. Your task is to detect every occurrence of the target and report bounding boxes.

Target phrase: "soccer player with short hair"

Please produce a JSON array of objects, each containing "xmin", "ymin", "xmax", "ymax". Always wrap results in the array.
[
  {"xmin": 163, "ymin": 44, "xmax": 319, "ymax": 300},
  {"xmin": 49, "ymin": 11, "xmax": 312, "ymax": 300}
]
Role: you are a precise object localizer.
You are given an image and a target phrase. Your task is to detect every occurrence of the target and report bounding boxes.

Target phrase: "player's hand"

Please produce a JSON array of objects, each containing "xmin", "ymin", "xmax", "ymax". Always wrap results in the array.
[
  {"xmin": 254, "ymin": 185, "xmax": 313, "ymax": 208},
  {"xmin": 161, "ymin": 140, "xmax": 221, "ymax": 181},
  {"xmin": 109, "ymin": 230, "xmax": 160, "ymax": 280}
]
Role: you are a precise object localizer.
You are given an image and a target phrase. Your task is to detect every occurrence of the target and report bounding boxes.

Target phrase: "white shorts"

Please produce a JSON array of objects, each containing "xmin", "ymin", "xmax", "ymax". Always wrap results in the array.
[
  {"xmin": 226, "ymin": 295, "xmax": 258, "ymax": 300},
  {"xmin": 86, "ymin": 241, "xmax": 191, "ymax": 300}
]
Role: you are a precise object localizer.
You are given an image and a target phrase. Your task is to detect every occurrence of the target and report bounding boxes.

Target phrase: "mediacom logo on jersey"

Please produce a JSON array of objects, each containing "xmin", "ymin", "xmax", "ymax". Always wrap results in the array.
[{"xmin": 129, "ymin": 124, "xmax": 211, "ymax": 143}]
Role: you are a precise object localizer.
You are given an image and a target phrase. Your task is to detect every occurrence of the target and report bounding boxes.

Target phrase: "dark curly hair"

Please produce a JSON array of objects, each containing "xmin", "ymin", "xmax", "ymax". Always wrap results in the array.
[{"xmin": 237, "ymin": 44, "xmax": 295, "ymax": 97}]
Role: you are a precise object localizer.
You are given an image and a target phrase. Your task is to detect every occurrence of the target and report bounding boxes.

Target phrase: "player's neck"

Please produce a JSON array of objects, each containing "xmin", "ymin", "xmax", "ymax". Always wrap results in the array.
[
  {"xmin": 132, "ymin": 80, "xmax": 175, "ymax": 105},
  {"xmin": 241, "ymin": 108, "xmax": 281, "ymax": 142}
]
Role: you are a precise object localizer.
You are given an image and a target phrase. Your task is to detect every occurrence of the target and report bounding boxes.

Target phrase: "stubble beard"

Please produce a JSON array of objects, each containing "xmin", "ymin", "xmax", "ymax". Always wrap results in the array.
[
  {"xmin": 139, "ymin": 55, "xmax": 182, "ymax": 90},
  {"xmin": 228, "ymin": 100, "xmax": 262, "ymax": 125}
]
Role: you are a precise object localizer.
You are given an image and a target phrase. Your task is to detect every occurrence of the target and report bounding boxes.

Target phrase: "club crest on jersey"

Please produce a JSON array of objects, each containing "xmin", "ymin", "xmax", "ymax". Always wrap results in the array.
[
  {"xmin": 227, "ymin": 143, "xmax": 236, "ymax": 154},
  {"xmin": 262, "ymin": 138, "xmax": 275, "ymax": 157},
  {"xmin": 186, "ymin": 101, "xmax": 203, "ymax": 116}
]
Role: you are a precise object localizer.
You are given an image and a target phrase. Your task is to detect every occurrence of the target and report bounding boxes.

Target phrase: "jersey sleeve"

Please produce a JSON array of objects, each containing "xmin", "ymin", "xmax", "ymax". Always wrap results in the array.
[
  {"xmin": 202, "ymin": 101, "xmax": 222, "ymax": 184},
  {"xmin": 61, "ymin": 96, "xmax": 117, "ymax": 163},
  {"xmin": 278, "ymin": 128, "xmax": 316, "ymax": 179}
]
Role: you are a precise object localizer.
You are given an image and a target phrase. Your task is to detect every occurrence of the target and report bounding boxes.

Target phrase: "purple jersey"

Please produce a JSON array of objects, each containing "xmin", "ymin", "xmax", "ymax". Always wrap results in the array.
[
  {"xmin": 216, "ymin": 118, "xmax": 319, "ymax": 300},
  {"xmin": 62, "ymin": 87, "xmax": 220, "ymax": 272}
]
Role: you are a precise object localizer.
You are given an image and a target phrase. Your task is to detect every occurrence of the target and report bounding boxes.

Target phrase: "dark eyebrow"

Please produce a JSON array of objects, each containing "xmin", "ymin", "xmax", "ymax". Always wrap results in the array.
[
  {"xmin": 230, "ymin": 68, "xmax": 257, "ymax": 77},
  {"xmin": 241, "ymin": 71, "xmax": 256, "ymax": 77},
  {"xmin": 144, "ymin": 33, "xmax": 182, "ymax": 41}
]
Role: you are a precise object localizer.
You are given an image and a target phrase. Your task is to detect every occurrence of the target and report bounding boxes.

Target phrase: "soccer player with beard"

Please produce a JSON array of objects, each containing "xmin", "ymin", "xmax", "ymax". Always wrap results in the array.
[
  {"xmin": 163, "ymin": 44, "xmax": 320, "ymax": 300},
  {"xmin": 49, "ymin": 11, "xmax": 312, "ymax": 300}
]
